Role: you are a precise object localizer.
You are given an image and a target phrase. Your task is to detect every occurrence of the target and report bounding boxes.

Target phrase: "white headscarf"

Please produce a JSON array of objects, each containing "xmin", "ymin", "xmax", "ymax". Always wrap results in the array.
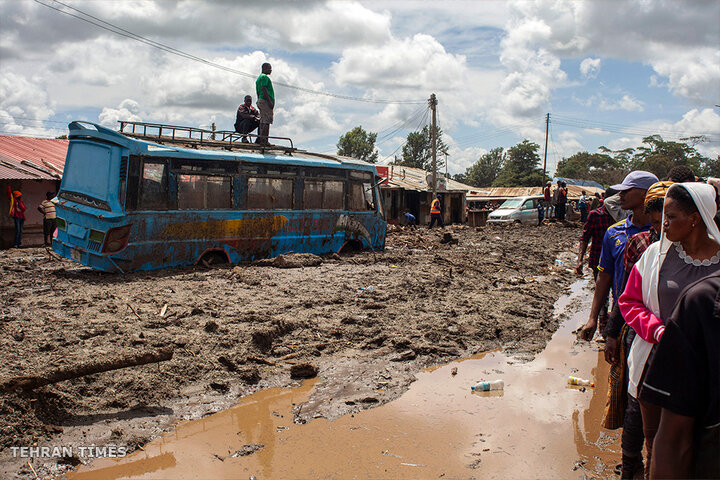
[{"xmin": 627, "ymin": 181, "xmax": 720, "ymax": 398}]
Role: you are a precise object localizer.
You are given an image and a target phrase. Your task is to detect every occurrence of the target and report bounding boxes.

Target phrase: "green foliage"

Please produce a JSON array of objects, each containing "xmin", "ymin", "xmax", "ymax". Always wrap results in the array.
[
  {"xmin": 705, "ymin": 156, "xmax": 720, "ymax": 177},
  {"xmin": 336, "ymin": 126, "xmax": 378, "ymax": 163},
  {"xmin": 55, "ymin": 135, "xmax": 68, "ymax": 139},
  {"xmin": 492, "ymin": 140, "xmax": 544, "ymax": 187},
  {"xmin": 629, "ymin": 135, "xmax": 707, "ymax": 179},
  {"xmin": 395, "ymin": 125, "xmax": 447, "ymax": 172},
  {"xmin": 556, "ymin": 151, "xmax": 627, "ymax": 187},
  {"xmin": 459, "ymin": 148, "xmax": 505, "ymax": 187}
]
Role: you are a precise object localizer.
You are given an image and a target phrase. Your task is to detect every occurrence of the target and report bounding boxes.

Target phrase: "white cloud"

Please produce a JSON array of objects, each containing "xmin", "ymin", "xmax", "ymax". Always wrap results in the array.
[
  {"xmin": 332, "ymin": 34, "xmax": 467, "ymax": 91},
  {"xmin": 0, "ymin": 71, "xmax": 55, "ymax": 135},
  {"xmin": 580, "ymin": 58, "xmax": 600, "ymax": 78},
  {"xmin": 98, "ymin": 99, "xmax": 143, "ymax": 128},
  {"xmin": 599, "ymin": 94, "xmax": 644, "ymax": 112}
]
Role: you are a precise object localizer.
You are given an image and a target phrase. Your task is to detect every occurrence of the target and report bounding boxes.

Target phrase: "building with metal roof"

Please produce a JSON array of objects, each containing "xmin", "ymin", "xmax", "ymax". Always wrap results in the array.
[
  {"xmin": 0, "ymin": 135, "xmax": 67, "ymax": 248},
  {"xmin": 376, "ymin": 165, "xmax": 474, "ymax": 225}
]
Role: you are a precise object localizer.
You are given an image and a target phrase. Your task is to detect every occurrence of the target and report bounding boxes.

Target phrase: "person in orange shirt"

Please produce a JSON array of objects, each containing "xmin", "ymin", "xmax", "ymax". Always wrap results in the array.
[
  {"xmin": 429, "ymin": 195, "xmax": 444, "ymax": 229},
  {"xmin": 7, "ymin": 186, "xmax": 26, "ymax": 247}
]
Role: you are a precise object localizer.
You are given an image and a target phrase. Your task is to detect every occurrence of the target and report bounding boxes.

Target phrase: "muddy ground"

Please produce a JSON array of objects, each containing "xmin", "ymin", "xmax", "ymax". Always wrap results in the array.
[{"xmin": 0, "ymin": 222, "xmax": 580, "ymax": 478}]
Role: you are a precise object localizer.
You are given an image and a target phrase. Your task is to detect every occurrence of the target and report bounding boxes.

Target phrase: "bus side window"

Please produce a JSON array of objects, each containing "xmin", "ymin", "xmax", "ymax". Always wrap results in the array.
[
  {"xmin": 349, "ymin": 182, "xmax": 374, "ymax": 211},
  {"xmin": 177, "ymin": 175, "xmax": 232, "ymax": 210},
  {"xmin": 303, "ymin": 179, "xmax": 323, "ymax": 209},
  {"xmin": 324, "ymin": 180, "xmax": 344, "ymax": 209},
  {"xmin": 139, "ymin": 162, "xmax": 169, "ymax": 210},
  {"xmin": 126, "ymin": 155, "xmax": 141, "ymax": 210},
  {"xmin": 247, "ymin": 177, "xmax": 294, "ymax": 210}
]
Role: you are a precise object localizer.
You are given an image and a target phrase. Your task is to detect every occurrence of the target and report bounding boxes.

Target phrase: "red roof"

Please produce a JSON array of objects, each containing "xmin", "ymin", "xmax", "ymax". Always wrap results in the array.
[{"xmin": 0, "ymin": 135, "xmax": 68, "ymax": 181}]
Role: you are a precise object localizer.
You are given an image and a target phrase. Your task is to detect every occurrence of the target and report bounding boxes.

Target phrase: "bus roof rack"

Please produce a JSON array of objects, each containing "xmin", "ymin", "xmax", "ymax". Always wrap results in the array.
[{"xmin": 118, "ymin": 121, "xmax": 296, "ymax": 154}]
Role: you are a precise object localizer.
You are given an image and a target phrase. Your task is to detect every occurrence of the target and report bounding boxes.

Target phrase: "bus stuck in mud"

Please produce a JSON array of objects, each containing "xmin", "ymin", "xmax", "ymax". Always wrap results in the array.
[{"xmin": 52, "ymin": 121, "xmax": 386, "ymax": 272}]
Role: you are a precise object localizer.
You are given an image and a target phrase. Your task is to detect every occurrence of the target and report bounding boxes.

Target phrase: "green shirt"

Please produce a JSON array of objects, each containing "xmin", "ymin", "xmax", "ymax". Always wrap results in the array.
[{"xmin": 256, "ymin": 74, "xmax": 274, "ymax": 103}]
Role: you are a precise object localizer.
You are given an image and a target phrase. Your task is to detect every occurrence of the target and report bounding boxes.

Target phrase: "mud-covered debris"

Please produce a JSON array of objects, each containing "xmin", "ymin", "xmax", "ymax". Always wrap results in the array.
[
  {"xmin": 290, "ymin": 363, "xmax": 319, "ymax": 379},
  {"xmin": 232, "ymin": 267, "xmax": 262, "ymax": 285},
  {"xmin": 238, "ymin": 366, "xmax": 261, "ymax": 384},
  {"xmin": 439, "ymin": 232, "xmax": 458, "ymax": 245},
  {"xmin": 359, "ymin": 397, "xmax": 379, "ymax": 404},
  {"xmin": 217, "ymin": 355, "xmax": 236, "ymax": 372},
  {"xmin": 391, "ymin": 349, "xmax": 417, "ymax": 362},
  {"xmin": 208, "ymin": 382, "xmax": 229, "ymax": 393},
  {"xmin": 230, "ymin": 444, "xmax": 264, "ymax": 457},
  {"xmin": 11, "ymin": 330, "xmax": 24, "ymax": 342},
  {"xmin": 451, "ymin": 367, "xmax": 458, "ymax": 376},
  {"xmin": 204, "ymin": 321, "xmax": 219, "ymax": 333},
  {"xmin": 254, "ymin": 253, "xmax": 323, "ymax": 268},
  {"xmin": 57, "ymin": 454, "xmax": 82, "ymax": 466}
]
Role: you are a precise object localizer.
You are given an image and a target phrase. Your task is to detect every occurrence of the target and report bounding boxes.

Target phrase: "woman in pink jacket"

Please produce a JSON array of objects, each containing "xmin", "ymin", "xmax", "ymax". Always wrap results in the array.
[
  {"xmin": 619, "ymin": 182, "xmax": 720, "ymax": 477},
  {"xmin": 7, "ymin": 186, "xmax": 26, "ymax": 247}
]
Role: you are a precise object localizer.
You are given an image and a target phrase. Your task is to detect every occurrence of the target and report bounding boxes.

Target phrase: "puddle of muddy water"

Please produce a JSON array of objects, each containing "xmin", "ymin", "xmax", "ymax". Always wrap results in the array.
[{"xmin": 67, "ymin": 280, "xmax": 620, "ymax": 479}]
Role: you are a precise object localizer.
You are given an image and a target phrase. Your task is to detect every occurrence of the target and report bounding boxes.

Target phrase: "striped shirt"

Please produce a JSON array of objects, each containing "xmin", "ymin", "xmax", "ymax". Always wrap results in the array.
[{"xmin": 40, "ymin": 199, "xmax": 56, "ymax": 219}]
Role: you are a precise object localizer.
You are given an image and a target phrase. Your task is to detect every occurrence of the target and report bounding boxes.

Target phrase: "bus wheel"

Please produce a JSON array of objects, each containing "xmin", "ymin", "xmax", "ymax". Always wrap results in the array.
[
  {"xmin": 339, "ymin": 239, "xmax": 363, "ymax": 254},
  {"xmin": 199, "ymin": 251, "xmax": 229, "ymax": 268}
]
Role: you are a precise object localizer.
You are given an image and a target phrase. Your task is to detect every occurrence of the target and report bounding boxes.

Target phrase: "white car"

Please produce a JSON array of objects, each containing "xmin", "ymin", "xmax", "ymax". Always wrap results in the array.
[{"xmin": 487, "ymin": 195, "xmax": 544, "ymax": 225}]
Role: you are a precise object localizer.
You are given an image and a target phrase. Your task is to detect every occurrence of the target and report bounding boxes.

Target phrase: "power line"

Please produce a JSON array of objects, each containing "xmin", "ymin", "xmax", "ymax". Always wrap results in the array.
[
  {"xmin": 34, "ymin": 0, "xmax": 425, "ymax": 105},
  {"xmin": 552, "ymin": 113, "xmax": 719, "ymax": 143}
]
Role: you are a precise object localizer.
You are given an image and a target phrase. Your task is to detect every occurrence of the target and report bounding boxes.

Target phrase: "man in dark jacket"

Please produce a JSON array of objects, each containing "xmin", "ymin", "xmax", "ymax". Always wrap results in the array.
[{"xmin": 234, "ymin": 95, "xmax": 260, "ymax": 143}]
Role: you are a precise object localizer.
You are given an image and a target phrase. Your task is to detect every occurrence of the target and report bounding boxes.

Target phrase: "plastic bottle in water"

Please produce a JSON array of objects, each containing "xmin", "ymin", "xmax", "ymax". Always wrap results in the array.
[
  {"xmin": 568, "ymin": 376, "xmax": 594, "ymax": 387},
  {"xmin": 470, "ymin": 379, "xmax": 504, "ymax": 391}
]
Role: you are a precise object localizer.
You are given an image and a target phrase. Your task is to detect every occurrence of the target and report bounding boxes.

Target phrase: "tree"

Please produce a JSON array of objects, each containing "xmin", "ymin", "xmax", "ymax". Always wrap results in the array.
[
  {"xmin": 556, "ymin": 151, "xmax": 627, "ymax": 186},
  {"xmin": 336, "ymin": 126, "xmax": 378, "ymax": 163},
  {"xmin": 395, "ymin": 125, "xmax": 447, "ymax": 172},
  {"xmin": 459, "ymin": 148, "xmax": 505, "ymax": 187},
  {"xmin": 492, "ymin": 140, "xmax": 544, "ymax": 187},
  {"xmin": 630, "ymin": 135, "xmax": 707, "ymax": 179}
]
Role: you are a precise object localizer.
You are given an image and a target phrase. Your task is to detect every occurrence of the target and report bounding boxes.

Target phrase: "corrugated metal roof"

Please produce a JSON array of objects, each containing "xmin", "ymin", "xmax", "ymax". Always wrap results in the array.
[
  {"xmin": 0, "ymin": 135, "xmax": 67, "ymax": 180},
  {"xmin": 380, "ymin": 165, "xmax": 473, "ymax": 192},
  {"xmin": 467, "ymin": 184, "xmax": 604, "ymax": 200}
]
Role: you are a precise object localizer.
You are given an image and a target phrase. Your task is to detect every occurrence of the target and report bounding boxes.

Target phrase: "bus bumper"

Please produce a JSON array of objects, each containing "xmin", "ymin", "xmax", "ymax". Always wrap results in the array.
[{"xmin": 53, "ymin": 238, "xmax": 124, "ymax": 273}]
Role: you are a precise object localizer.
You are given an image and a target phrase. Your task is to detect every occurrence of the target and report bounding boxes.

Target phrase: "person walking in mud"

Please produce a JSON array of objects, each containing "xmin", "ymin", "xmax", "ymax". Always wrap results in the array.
[
  {"xmin": 255, "ymin": 63, "xmax": 274, "ymax": 145},
  {"xmin": 429, "ymin": 195, "xmax": 444, "ymax": 229}
]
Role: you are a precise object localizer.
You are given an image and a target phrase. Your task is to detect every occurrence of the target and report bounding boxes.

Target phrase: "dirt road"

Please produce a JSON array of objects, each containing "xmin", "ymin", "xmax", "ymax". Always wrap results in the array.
[{"xmin": 0, "ymin": 223, "xmax": 580, "ymax": 478}]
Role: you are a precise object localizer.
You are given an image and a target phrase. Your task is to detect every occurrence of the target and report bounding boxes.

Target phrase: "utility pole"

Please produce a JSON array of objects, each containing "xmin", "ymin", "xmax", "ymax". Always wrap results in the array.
[
  {"xmin": 430, "ymin": 93, "xmax": 438, "ymax": 196},
  {"xmin": 542, "ymin": 113, "xmax": 550, "ymax": 184}
]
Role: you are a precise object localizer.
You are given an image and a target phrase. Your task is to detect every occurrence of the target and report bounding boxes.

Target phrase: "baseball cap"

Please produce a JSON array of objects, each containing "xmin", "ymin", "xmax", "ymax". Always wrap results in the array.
[{"xmin": 610, "ymin": 171, "xmax": 658, "ymax": 191}]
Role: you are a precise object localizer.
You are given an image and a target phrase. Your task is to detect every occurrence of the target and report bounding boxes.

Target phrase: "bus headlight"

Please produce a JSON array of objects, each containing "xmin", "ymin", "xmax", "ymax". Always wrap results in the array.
[{"xmin": 102, "ymin": 224, "xmax": 132, "ymax": 254}]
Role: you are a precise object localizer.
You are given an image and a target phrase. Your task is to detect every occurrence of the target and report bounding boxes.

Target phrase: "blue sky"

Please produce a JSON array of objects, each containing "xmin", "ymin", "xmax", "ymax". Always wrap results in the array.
[{"xmin": 1, "ymin": 0, "xmax": 718, "ymax": 176}]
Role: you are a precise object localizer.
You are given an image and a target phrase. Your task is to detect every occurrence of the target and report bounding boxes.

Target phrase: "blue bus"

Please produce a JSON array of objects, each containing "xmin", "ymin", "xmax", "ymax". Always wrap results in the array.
[{"xmin": 52, "ymin": 121, "xmax": 386, "ymax": 272}]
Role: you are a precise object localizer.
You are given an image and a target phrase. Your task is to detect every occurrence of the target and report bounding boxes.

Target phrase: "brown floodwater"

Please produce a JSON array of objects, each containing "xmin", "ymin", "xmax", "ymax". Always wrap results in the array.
[{"xmin": 67, "ymin": 280, "xmax": 619, "ymax": 479}]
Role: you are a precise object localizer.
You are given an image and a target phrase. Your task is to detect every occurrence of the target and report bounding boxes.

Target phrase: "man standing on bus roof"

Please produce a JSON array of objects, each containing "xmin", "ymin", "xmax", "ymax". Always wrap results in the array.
[
  {"xmin": 255, "ymin": 62, "xmax": 274, "ymax": 146},
  {"xmin": 234, "ymin": 95, "xmax": 260, "ymax": 143}
]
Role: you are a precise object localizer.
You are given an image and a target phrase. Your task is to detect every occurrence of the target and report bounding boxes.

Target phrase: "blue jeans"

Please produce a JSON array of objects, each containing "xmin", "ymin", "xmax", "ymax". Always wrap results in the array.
[{"xmin": 13, "ymin": 217, "xmax": 24, "ymax": 247}]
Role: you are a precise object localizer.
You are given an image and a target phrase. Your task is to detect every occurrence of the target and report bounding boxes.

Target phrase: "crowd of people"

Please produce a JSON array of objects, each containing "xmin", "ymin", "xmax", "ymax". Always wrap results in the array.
[{"xmin": 575, "ymin": 166, "xmax": 719, "ymax": 479}]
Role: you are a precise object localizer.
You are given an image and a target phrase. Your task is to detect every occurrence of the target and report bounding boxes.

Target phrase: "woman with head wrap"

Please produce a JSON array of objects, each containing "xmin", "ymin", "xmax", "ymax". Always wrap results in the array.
[
  {"xmin": 6, "ymin": 186, "xmax": 26, "ymax": 247},
  {"xmin": 619, "ymin": 182, "xmax": 720, "ymax": 478},
  {"xmin": 602, "ymin": 181, "xmax": 672, "ymax": 479}
]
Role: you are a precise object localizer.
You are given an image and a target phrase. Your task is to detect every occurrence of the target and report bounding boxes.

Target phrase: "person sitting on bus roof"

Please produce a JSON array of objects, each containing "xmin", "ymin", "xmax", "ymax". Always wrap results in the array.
[{"xmin": 234, "ymin": 95, "xmax": 260, "ymax": 143}]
